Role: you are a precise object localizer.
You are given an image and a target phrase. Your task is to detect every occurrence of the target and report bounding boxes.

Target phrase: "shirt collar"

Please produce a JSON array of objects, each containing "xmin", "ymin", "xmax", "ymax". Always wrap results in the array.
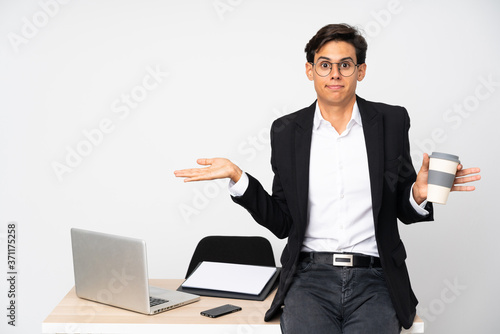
[{"xmin": 313, "ymin": 100, "xmax": 362, "ymax": 130}]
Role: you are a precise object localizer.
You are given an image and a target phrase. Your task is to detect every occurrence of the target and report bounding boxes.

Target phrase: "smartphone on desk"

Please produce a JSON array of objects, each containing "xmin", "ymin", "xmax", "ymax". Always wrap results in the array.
[{"xmin": 200, "ymin": 304, "xmax": 242, "ymax": 318}]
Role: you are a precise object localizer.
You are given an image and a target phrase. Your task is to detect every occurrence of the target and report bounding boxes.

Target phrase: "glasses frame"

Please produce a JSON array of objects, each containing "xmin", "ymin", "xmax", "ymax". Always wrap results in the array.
[{"xmin": 310, "ymin": 60, "xmax": 360, "ymax": 77}]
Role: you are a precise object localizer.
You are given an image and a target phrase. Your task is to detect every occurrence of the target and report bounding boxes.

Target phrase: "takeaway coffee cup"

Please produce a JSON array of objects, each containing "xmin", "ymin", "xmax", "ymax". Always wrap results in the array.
[{"xmin": 427, "ymin": 152, "xmax": 460, "ymax": 204}]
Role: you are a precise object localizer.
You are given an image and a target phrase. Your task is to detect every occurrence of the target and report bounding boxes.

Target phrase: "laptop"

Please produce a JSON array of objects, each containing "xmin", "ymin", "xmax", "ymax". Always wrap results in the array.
[{"xmin": 70, "ymin": 228, "xmax": 200, "ymax": 315}]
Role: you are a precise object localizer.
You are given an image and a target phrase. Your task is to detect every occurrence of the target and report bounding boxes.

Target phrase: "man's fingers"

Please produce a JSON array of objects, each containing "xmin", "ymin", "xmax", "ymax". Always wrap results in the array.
[
  {"xmin": 454, "ymin": 174, "xmax": 481, "ymax": 184},
  {"xmin": 173, "ymin": 168, "xmax": 196, "ymax": 177},
  {"xmin": 197, "ymin": 158, "xmax": 213, "ymax": 166},
  {"xmin": 177, "ymin": 169, "xmax": 214, "ymax": 182},
  {"xmin": 174, "ymin": 167, "xmax": 210, "ymax": 178},
  {"xmin": 448, "ymin": 166, "xmax": 481, "ymax": 192},
  {"xmin": 183, "ymin": 175, "xmax": 209, "ymax": 182},
  {"xmin": 175, "ymin": 158, "xmax": 234, "ymax": 182},
  {"xmin": 455, "ymin": 167, "xmax": 481, "ymax": 177},
  {"xmin": 420, "ymin": 153, "xmax": 430, "ymax": 172},
  {"xmin": 451, "ymin": 185, "xmax": 476, "ymax": 192},
  {"xmin": 450, "ymin": 173, "xmax": 481, "ymax": 192}
]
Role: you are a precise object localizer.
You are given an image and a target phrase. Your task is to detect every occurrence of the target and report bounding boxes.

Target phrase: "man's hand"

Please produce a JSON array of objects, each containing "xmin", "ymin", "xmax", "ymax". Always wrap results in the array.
[
  {"xmin": 174, "ymin": 158, "xmax": 242, "ymax": 183},
  {"xmin": 413, "ymin": 153, "xmax": 481, "ymax": 205}
]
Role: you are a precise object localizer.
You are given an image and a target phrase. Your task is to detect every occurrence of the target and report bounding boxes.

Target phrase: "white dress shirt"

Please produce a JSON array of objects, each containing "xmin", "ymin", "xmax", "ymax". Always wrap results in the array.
[
  {"xmin": 304, "ymin": 101, "xmax": 378, "ymax": 256},
  {"xmin": 230, "ymin": 102, "xmax": 428, "ymax": 257}
]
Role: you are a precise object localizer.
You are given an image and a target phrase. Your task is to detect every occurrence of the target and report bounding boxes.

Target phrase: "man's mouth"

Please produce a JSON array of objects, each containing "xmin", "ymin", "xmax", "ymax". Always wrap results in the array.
[{"xmin": 326, "ymin": 84, "xmax": 343, "ymax": 90}]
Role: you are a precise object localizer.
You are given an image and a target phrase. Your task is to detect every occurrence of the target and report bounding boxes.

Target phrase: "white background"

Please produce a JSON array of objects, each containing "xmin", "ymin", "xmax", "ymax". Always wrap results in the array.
[{"xmin": 1, "ymin": 0, "xmax": 499, "ymax": 333}]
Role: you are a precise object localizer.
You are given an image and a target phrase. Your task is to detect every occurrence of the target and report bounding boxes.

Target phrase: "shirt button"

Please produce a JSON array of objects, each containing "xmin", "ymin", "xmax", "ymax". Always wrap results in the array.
[{"xmin": 340, "ymin": 194, "xmax": 344, "ymax": 199}]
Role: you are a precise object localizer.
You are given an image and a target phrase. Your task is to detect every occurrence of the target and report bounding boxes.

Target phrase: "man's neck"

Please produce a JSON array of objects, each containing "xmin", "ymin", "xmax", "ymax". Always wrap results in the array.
[{"xmin": 317, "ymin": 96, "xmax": 356, "ymax": 134}]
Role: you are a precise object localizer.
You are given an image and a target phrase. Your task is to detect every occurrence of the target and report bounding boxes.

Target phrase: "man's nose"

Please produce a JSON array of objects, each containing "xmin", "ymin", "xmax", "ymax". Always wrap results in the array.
[{"xmin": 330, "ymin": 65, "xmax": 341, "ymax": 79}]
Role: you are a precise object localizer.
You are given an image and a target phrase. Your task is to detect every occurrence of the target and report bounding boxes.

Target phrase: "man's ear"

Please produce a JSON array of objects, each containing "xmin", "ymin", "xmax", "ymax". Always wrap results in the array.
[
  {"xmin": 305, "ymin": 62, "xmax": 314, "ymax": 81},
  {"xmin": 357, "ymin": 63, "xmax": 367, "ymax": 82}
]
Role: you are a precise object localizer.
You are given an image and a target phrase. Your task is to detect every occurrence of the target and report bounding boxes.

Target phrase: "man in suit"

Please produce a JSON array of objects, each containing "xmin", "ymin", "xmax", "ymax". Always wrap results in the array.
[{"xmin": 175, "ymin": 24, "xmax": 480, "ymax": 333}]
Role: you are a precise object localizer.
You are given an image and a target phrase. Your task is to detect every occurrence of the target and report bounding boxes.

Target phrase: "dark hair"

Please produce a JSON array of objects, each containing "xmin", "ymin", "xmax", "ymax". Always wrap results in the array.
[{"xmin": 304, "ymin": 24, "xmax": 367, "ymax": 64}]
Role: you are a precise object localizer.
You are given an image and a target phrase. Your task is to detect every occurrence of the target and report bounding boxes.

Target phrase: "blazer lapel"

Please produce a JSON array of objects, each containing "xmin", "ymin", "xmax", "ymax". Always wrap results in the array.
[
  {"xmin": 293, "ymin": 102, "xmax": 315, "ymax": 231},
  {"xmin": 357, "ymin": 96, "xmax": 384, "ymax": 225}
]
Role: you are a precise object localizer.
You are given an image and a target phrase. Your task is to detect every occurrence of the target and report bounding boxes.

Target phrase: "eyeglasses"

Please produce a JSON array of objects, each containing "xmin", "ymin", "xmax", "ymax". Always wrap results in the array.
[{"xmin": 310, "ymin": 60, "xmax": 360, "ymax": 77}]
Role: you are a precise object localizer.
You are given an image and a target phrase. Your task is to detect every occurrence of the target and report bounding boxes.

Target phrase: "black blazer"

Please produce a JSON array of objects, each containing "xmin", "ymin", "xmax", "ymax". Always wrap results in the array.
[{"xmin": 232, "ymin": 96, "xmax": 433, "ymax": 329}]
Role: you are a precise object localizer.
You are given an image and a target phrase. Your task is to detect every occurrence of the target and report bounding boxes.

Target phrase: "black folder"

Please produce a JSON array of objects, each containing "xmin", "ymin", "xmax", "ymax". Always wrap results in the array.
[{"xmin": 177, "ymin": 262, "xmax": 281, "ymax": 301}]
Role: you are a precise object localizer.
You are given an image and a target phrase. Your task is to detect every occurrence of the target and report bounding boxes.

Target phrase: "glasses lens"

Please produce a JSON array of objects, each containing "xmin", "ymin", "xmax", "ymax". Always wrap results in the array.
[
  {"xmin": 315, "ymin": 61, "xmax": 332, "ymax": 77},
  {"xmin": 339, "ymin": 61, "xmax": 356, "ymax": 77}
]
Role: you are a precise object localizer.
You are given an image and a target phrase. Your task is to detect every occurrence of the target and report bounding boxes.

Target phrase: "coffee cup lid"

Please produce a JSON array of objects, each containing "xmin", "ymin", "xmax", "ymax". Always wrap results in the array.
[{"xmin": 429, "ymin": 152, "xmax": 460, "ymax": 164}]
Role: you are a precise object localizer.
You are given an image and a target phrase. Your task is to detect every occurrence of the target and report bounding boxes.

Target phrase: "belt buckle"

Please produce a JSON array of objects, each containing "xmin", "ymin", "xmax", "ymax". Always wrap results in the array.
[{"xmin": 333, "ymin": 254, "xmax": 353, "ymax": 267}]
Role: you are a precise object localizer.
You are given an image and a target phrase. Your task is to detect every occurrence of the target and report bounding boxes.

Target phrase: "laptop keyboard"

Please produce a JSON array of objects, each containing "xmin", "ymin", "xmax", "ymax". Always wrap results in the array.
[{"xmin": 150, "ymin": 297, "xmax": 169, "ymax": 307}]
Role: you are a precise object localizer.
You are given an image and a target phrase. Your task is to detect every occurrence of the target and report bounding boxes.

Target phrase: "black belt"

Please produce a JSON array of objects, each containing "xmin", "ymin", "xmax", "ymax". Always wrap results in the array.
[{"xmin": 299, "ymin": 252, "xmax": 382, "ymax": 268}]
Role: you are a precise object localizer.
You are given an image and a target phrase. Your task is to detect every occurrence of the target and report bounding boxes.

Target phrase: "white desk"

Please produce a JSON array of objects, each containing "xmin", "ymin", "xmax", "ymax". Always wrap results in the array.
[{"xmin": 43, "ymin": 279, "xmax": 423, "ymax": 333}]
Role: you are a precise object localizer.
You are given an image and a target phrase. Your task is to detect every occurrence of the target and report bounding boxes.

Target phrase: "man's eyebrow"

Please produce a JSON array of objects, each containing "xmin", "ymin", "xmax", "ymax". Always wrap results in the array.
[
  {"xmin": 340, "ymin": 57, "xmax": 354, "ymax": 62},
  {"xmin": 316, "ymin": 56, "xmax": 354, "ymax": 62},
  {"xmin": 316, "ymin": 56, "xmax": 331, "ymax": 62}
]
